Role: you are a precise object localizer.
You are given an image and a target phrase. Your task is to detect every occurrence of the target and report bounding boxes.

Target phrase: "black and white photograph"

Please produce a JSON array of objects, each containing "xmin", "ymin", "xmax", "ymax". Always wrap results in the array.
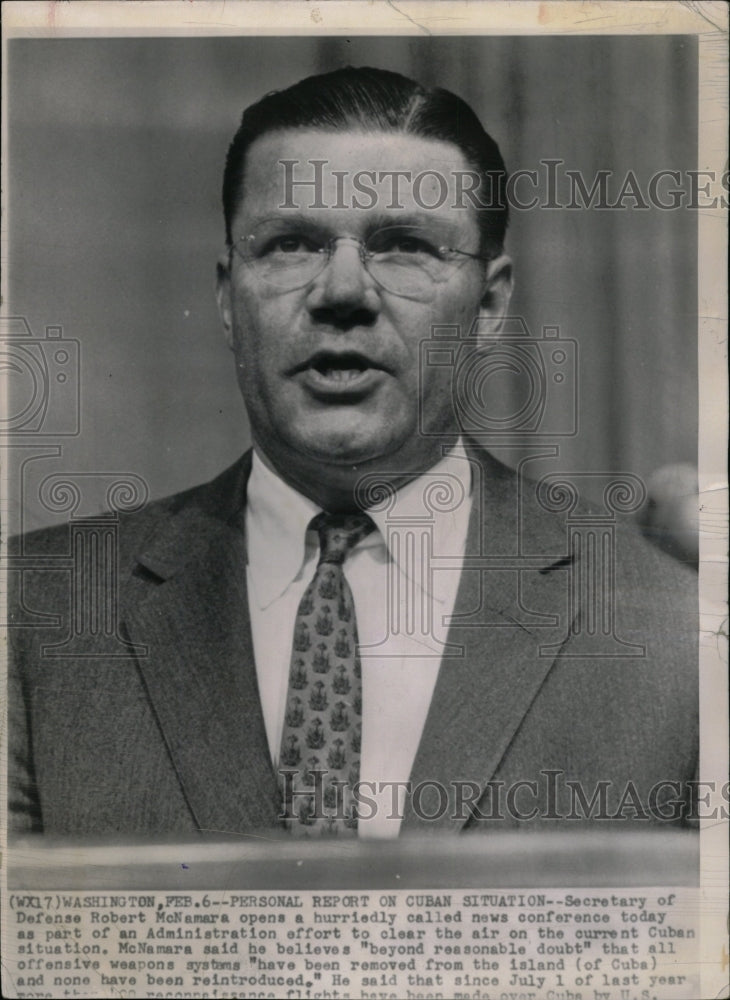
[{"xmin": 1, "ymin": 2, "xmax": 727, "ymax": 999}]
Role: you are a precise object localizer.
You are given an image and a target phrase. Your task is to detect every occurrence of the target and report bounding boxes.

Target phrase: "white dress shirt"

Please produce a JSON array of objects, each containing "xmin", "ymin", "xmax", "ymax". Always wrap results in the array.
[{"xmin": 245, "ymin": 444, "xmax": 473, "ymax": 837}]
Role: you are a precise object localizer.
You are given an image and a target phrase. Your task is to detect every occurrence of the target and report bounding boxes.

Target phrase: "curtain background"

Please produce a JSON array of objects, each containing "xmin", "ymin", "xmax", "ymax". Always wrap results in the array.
[{"xmin": 7, "ymin": 35, "xmax": 697, "ymax": 530}]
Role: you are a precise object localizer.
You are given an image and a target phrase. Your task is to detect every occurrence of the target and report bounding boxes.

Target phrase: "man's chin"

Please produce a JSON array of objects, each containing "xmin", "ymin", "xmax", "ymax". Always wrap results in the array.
[
  {"xmin": 301, "ymin": 440, "xmax": 390, "ymax": 469},
  {"xmin": 293, "ymin": 427, "xmax": 407, "ymax": 470}
]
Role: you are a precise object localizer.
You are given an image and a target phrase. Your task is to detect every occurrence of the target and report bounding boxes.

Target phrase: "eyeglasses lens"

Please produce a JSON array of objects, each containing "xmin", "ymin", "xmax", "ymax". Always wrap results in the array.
[{"xmin": 237, "ymin": 224, "xmax": 459, "ymax": 299}]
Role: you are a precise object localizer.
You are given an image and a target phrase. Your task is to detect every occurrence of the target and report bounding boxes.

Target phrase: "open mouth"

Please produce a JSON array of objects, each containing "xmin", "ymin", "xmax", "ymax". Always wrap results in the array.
[
  {"xmin": 315, "ymin": 365, "xmax": 367, "ymax": 382},
  {"xmin": 300, "ymin": 351, "xmax": 384, "ymax": 384},
  {"xmin": 293, "ymin": 351, "xmax": 386, "ymax": 397}
]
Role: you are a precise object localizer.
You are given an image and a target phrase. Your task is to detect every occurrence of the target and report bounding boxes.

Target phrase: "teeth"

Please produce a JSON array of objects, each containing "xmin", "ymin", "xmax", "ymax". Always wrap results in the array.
[{"xmin": 321, "ymin": 368, "xmax": 365, "ymax": 380}]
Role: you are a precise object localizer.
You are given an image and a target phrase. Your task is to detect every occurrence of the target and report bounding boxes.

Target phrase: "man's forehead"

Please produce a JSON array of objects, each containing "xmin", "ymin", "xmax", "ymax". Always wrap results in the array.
[
  {"xmin": 234, "ymin": 127, "xmax": 482, "ymax": 236},
  {"xmin": 246, "ymin": 127, "xmax": 473, "ymax": 169}
]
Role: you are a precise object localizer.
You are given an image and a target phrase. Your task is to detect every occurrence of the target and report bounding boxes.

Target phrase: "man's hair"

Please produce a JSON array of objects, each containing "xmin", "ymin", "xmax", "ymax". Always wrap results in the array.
[{"xmin": 222, "ymin": 65, "xmax": 509, "ymax": 255}]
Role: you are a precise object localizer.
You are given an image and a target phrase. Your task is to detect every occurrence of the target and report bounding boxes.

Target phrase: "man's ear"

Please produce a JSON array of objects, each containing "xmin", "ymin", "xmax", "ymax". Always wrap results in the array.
[
  {"xmin": 478, "ymin": 254, "xmax": 513, "ymax": 336},
  {"xmin": 216, "ymin": 252, "xmax": 234, "ymax": 350}
]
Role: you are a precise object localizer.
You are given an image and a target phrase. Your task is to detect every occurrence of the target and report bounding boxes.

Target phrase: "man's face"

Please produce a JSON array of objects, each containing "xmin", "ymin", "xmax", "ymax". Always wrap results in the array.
[{"xmin": 217, "ymin": 128, "xmax": 511, "ymax": 488}]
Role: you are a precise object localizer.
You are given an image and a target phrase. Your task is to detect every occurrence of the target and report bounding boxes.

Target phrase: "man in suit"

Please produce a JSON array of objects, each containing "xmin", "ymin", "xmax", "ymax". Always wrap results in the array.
[{"xmin": 8, "ymin": 67, "xmax": 698, "ymax": 839}]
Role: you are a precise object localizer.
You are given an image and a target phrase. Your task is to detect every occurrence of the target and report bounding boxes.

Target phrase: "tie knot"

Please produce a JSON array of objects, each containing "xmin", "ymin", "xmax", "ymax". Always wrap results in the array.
[{"xmin": 311, "ymin": 512, "xmax": 375, "ymax": 565}]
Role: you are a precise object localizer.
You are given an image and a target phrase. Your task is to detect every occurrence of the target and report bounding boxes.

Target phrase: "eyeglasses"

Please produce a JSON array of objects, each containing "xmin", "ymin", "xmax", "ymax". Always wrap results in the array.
[{"xmin": 229, "ymin": 221, "xmax": 492, "ymax": 300}]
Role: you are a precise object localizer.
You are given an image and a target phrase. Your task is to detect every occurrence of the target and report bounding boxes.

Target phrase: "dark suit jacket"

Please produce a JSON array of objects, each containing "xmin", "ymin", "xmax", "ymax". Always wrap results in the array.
[{"xmin": 8, "ymin": 448, "xmax": 698, "ymax": 837}]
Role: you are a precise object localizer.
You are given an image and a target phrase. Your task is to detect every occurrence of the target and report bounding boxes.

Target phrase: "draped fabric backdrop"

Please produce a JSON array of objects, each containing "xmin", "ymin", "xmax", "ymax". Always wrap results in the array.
[{"xmin": 8, "ymin": 35, "xmax": 697, "ymax": 530}]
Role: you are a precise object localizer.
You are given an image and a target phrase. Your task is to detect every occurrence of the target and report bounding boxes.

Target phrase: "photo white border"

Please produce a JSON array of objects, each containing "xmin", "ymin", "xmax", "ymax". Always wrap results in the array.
[{"xmin": 1, "ymin": 3, "xmax": 727, "ymax": 999}]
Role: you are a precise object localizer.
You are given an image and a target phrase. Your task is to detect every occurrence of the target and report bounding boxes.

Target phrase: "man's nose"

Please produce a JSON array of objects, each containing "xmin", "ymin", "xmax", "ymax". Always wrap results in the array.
[{"xmin": 306, "ymin": 239, "xmax": 381, "ymax": 326}]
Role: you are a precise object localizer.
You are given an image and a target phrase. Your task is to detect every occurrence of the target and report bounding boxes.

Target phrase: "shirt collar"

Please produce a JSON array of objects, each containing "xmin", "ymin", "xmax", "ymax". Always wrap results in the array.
[
  {"xmin": 246, "ymin": 443, "xmax": 472, "ymax": 610},
  {"xmin": 245, "ymin": 452, "xmax": 321, "ymax": 609}
]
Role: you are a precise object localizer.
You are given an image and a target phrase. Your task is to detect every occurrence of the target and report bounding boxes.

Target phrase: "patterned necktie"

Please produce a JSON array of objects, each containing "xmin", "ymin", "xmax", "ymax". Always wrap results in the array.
[{"xmin": 279, "ymin": 511, "xmax": 375, "ymax": 836}]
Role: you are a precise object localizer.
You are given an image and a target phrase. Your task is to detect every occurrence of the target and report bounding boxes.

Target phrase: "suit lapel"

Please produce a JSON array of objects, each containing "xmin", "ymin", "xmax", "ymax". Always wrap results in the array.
[
  {"xmin": 123, "ymin": 456, "xmax": 282, "ymax": 835},
  {"xmin": 122, "ymin": 448, "xmax": 575, "ymax": 836},
  {"xmin": 402, "ymin": 449, "xmax": 573, "ymax": 832}
]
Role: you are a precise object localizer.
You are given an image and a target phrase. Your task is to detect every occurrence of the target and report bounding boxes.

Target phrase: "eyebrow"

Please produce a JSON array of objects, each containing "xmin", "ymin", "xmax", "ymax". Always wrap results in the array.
[{"xmin": 242, "ymin": 211, "xmax": 462, "ymax": 238}]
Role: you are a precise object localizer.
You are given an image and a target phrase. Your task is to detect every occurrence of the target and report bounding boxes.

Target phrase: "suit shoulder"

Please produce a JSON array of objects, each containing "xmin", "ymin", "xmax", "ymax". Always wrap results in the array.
[
  {"xmin": 6, "ymin": 454, "xmax": 252, "ymax": 561},
  {"xmin": 469, "ymin": 446, "xmax": 697, "ymax": 615}
]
